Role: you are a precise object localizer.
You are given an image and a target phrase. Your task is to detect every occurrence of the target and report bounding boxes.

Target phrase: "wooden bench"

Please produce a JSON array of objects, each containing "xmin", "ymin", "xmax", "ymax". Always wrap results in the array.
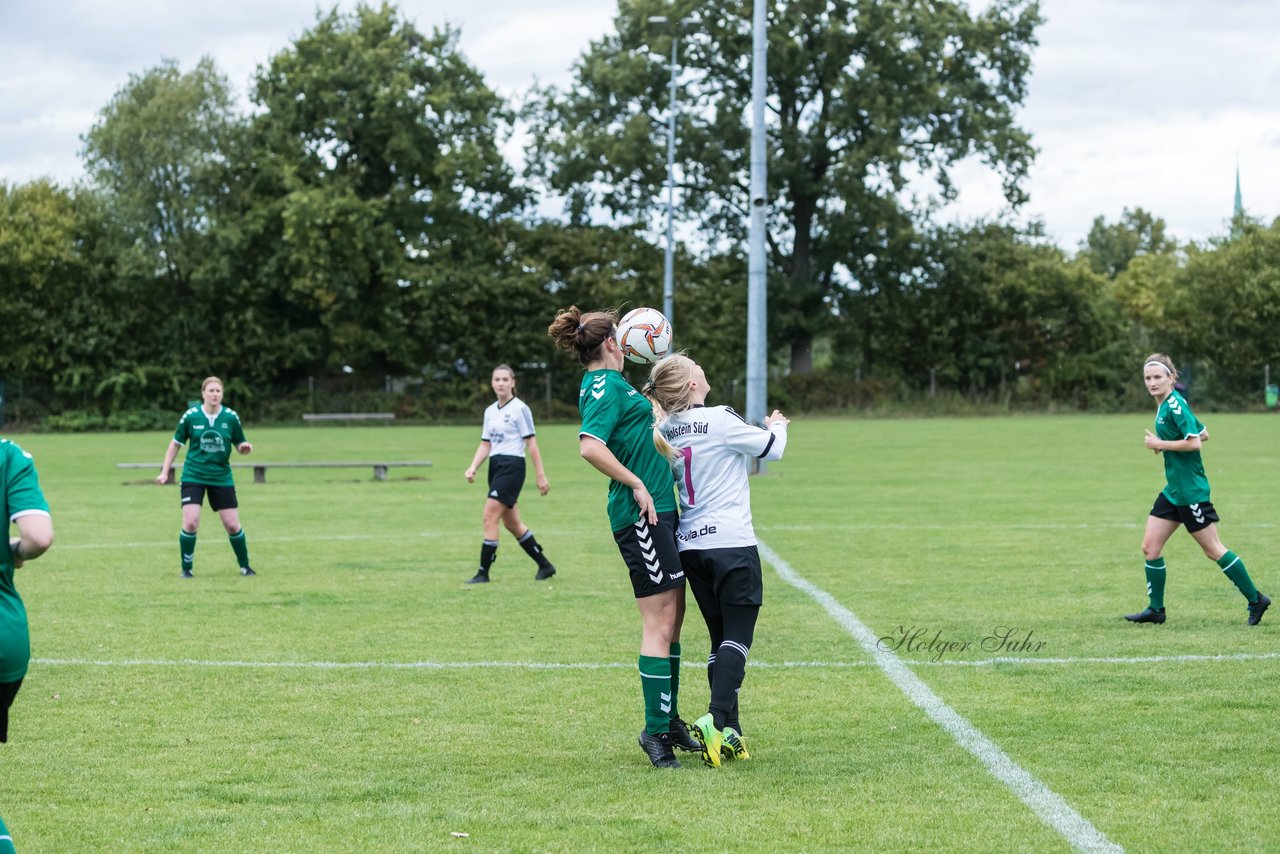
[
  {"xmin": 301, "ymin": 412, "xmax": 396, "ymax": 423},
  {"xmin": 117, "ymin": 461, "xmax": 432, "ymax": 483}
]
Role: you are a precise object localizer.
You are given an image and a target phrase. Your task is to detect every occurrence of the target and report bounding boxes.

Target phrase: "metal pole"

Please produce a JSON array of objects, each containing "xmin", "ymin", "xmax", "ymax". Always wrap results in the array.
[
  {"xmin": 746, "ymin": 0, "xmax": 768, "ymax": 473},
  {"xmin": 662, "ymin": 35, "xmax": 678, "ymax": 326}
]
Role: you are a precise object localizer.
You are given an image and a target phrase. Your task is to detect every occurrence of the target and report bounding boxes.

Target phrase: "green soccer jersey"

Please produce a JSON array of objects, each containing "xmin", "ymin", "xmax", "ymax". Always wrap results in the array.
[
  {"xmin": 1154, "ymin": 390, "xmax": 1210, "ymax": 506},
  {"xmin": 1, "ymin": 439, "xmax": 52, "ymax": 683},
  {"xmin": 578, "ymin": 370, "xmax": 676, "ymax": 531},
  {"xmin": 172, "ymin": 405, "xmax": 247, "ymax": 487}
]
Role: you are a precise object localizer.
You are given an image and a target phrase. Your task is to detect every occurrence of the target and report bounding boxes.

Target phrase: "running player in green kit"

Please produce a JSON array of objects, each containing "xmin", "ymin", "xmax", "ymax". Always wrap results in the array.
[
  {"xmin": 548, "ymin": 306, "xmax": 700, "ymax": 768},
  {"xmin": 157, "ymin": 376, "xmax": 256, "ymax": 578},
  {"xmin": 1, "ymin": 436, "xmax": 54, "ymax": 853},
  {"xmin": 1125, "ymin": 354, "xmax": 1269, "ymax": 625}
]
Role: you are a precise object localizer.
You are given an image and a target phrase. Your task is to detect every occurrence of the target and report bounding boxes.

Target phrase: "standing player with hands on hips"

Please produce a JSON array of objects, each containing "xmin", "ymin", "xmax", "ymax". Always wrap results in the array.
[
  {"xmin": 1125, "ymin": 353, "xmax": 1269, "ymax": 626},
  {"xmin": 463, "ymin": 364, "xmax": 556, "ymax": 584},
  {"xmin": 645, "ymin": 353, "xmax": 789, "ymax": 767},
  {"xmin": 157, "ymin": 376, "xmax": 256, "ymax": 578}
]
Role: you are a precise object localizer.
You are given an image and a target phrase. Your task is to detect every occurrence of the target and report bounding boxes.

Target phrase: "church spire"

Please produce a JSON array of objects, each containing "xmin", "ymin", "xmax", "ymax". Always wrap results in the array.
[{"xmin": 1231, "ymin": 160, "xmax": 1244, "ymax": 238}]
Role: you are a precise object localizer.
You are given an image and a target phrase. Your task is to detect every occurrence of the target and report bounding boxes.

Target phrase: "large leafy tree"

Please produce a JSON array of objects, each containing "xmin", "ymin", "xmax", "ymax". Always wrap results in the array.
[
  {"xmin": 1080, "ymin": 207, "xmax": 1176, "ymax": 279},
  {"xmin": 0, "ymin": 181, "xmax": 147, "ymax": 417},
  {"xmin": 862, "ymin": 222, "xmax": 1132, "ymax": 406},
  {"xmin": 82, "ymin": 57, "xmax": 242, "ymax": 355},
  {"xmin": 526, "ymin": 0, "xmax": 1041, "ymax": 372},
  {"xmin": 1162, "ymin": 219, "xmax": 1280, "ymax": 403},
  {"xmin": 248, "ymin": 2, "xmax": 525, "ymax": 380}
]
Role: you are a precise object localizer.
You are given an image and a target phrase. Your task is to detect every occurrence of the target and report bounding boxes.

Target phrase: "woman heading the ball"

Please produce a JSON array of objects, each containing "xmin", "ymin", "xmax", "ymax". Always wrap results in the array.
[
  {"xmin": 157, "ymin": 376, "xmax": 256, "ymax": 578},
  {"xmin": 1125, "ymin": 353, "xmax": 1269, "ymax": 625},
  {"xmin": 1, "ymin": 434, "xmax": 55, "ymax": 853},
  {"xmin": 644, "ymin": 354, "xmax": 789, "ymax": 767},
  {"xmin": 463, "ymin": 364, "xmax": 556, "ymax": 584},
  {"xmin": 547, "ymin": 306, "xmax": 700, "ymax": 768}
]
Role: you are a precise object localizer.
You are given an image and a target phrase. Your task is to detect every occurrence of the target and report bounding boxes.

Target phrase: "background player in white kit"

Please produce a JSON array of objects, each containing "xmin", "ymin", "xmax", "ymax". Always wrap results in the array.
[
  {"xmin": 463, "ymin": 364, "xmax": 556, "ymax": 583},
  {"xmin": 645, "ymin": 354, "xmax": 789, "ymax": 767}
]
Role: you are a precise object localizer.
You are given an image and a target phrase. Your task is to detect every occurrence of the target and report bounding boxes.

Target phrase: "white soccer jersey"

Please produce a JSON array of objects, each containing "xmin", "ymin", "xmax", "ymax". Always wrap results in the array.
[
  {"xmin": 482, "ymin": 397, "xmax": 536, "ymax": 457},
  {"xmin": 660, "ymin": 405, "xmax": 787, "ymax": 551}
]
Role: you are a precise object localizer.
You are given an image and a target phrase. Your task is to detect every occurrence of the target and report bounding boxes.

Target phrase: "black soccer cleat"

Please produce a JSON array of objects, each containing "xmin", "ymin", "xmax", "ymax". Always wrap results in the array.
[
  {"xmin": 180, "ymin": 568, "xmax": 194, "ymax": 579},
  {"xmin": 465, "ymin": 571, "xmax": 490, "ymax": 584},
  {"xmin": 1248, "ymin": 592, "xmax": 1271, "ymax": 626},
  {"xmin": 637, "ymin": 729, "xmax": 681, "ymax": 768},
  {"xmin": 668, "ymin": 716, "xmax": 702, "ymax": 752},
  {"xmin": 240, "ymin": 566, "xmax": 256, "ymax": 576},
  {"xmin": 534, "ymin": 563, "xmax": 556, "ymax": 581},
  {"xmin": 1124, "ymin": 607, "xmax": 1166, "ymax": 624}
]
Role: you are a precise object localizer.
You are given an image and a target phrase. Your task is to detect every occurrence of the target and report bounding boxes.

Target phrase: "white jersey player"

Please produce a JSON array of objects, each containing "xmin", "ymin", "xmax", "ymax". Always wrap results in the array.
[
  {"xmin": 463, "ymin": 365, "xmax": 556, "ymax": 584},
  {"xmin": 645, "ymin": 354, "xmax": 789, "ymax": 768},
  {"xmin": 662, "ymin": 404, "xmax": 786, "ymax": 550}
]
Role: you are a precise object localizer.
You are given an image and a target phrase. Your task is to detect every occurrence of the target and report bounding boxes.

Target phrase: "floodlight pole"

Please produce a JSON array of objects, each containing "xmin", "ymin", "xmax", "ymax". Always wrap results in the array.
[
  {"xmin": 649, "ymin": 16, "xmax": 697, "ymax": 327},
  {"xmin": 663, "ymin": 34, "xmax": 678, "ymax": 326},
  {"xmin": 746, "ymin": 0, "xmax": 769, "ymax": 473}
]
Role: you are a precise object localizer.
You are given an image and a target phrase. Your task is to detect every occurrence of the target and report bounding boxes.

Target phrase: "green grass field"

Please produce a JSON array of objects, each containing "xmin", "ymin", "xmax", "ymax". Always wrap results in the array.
[{"xmin": 4, "ymin": 414, "xmax": 1279, "ymax": 852}]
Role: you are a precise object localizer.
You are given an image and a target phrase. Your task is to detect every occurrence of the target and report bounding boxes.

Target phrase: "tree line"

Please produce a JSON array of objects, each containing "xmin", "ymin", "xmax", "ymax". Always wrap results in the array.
[{"xmin": 1, "ymin": 2, "xmax": 1277, "ymax": 428}]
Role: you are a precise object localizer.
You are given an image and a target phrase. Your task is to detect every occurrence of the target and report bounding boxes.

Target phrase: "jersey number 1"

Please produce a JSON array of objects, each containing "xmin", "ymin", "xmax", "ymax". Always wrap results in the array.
[{"xmin": 679, "ymin": 446, "xmax": 696, "ymax": 506}]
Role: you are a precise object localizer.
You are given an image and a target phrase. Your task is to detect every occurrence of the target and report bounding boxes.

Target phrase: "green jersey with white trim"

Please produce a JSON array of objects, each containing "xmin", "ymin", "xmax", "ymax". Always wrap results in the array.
[
  {"xmin": 1, "ymin": 438, "xmax": 52, "ymax": 683},
  {"xmin": 172, "ymin": 405, "xmax": 247, "ymax": 487},
  {"xmin": 1154, "ymin": 390, "xmax": 1209, "ymax": 506},
  {"xmin": 578, "ymin": 369, "xmax": 676, "ymax": 531}
]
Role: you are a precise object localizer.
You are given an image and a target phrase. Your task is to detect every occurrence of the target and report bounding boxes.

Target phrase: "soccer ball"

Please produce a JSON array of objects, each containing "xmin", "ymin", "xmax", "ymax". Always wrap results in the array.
[{"xmin": 616, "ymin": 307, "xmax": 673, "ymax": 364}]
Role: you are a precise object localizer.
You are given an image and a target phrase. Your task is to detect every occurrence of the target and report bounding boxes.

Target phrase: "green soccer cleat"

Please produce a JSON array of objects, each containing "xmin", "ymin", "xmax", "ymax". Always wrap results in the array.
[
  {"xmin": 690, "ymin": 713, "xmax": 722, "ymax": 768},
  {"xmin": 720, "ymin": 727, "xmax": 750, "ymax": 761}
]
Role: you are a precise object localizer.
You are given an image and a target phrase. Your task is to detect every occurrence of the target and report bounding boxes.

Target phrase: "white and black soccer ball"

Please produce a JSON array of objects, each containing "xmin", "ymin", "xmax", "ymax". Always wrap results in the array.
[{"xmin": 616, "ymin": 307, "xmax": 673, "ymax": 365}]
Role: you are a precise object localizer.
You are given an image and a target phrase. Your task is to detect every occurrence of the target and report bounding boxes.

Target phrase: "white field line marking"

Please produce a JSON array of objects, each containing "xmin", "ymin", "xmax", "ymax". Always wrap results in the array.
[
  {"xmin": 756, "ymin": 522, "xmax": 1276, "ymax": 531},
  {"xmin": 58, "ymin": 520, "xmax": 1278, "ymax": 551},
  {"xmin": 57, "ymin": 532, "xmax": 448, "ymax": 550},
  {"xmin": 758, "ymin": 539, "xmax": 1122, "ymax": 854},
  {"xmin": 30, "ymin": 651, "xmax": 1280, "ymax": 671}
]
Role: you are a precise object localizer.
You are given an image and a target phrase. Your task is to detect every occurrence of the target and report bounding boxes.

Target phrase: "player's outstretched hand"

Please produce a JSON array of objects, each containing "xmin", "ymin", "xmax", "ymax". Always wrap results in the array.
[{"xmin": 765, "ymin": 409, "xmax": 790, "ymax": 428}]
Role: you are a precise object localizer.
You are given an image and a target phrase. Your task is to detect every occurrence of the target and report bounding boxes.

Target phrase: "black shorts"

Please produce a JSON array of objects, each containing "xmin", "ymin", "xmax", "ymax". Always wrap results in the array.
[
  {"xmin": 681, "ymin": 546, "xmax": 764, "ymax": 614},
  {"xmin": 486, "ymin": 456, "xmax": 526, "ymax": 508},
  {"xmin": 613, "ymin": 511, "xmax": 685, "ymax": 598},
  {"xmin": 181, "ymin": 483, "xmax": 238, "ymax": 511},
  {"xmin": 1150, "ymin": 492, "xmax": 1219, "ymax": 534},
  {"xmin": 0, "ymin": 679, "xmax": 23, "ymax": 743}
]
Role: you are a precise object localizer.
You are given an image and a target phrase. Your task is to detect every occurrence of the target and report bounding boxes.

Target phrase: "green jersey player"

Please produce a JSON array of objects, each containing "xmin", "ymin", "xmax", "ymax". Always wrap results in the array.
[
  {"xmin": 1, "ymin": 436, "xmax": 54, "ymax": 852},
  {"xmin": 548, "ymin": 306, "xmax": 698, "ymax": 768},
  {"xmin": 1126, "ymin": 354, "xmax": 1269, "ymax": 625},
  {"xmin": 157, "ymin": 377, "xmax": 256, "ymax": 578}
]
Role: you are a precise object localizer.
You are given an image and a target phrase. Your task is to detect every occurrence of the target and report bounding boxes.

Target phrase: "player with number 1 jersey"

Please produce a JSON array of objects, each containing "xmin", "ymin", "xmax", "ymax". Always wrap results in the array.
[{"xmin": 645, "ymin": 354, "xmax": 788, "ymax": 767}]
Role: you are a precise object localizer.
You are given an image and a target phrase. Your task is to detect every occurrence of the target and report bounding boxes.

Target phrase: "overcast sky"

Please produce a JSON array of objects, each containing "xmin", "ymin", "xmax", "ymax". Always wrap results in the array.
[{"xmin": 2, "ymin": 0, "xmax": 1277, "ymax": 249}]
